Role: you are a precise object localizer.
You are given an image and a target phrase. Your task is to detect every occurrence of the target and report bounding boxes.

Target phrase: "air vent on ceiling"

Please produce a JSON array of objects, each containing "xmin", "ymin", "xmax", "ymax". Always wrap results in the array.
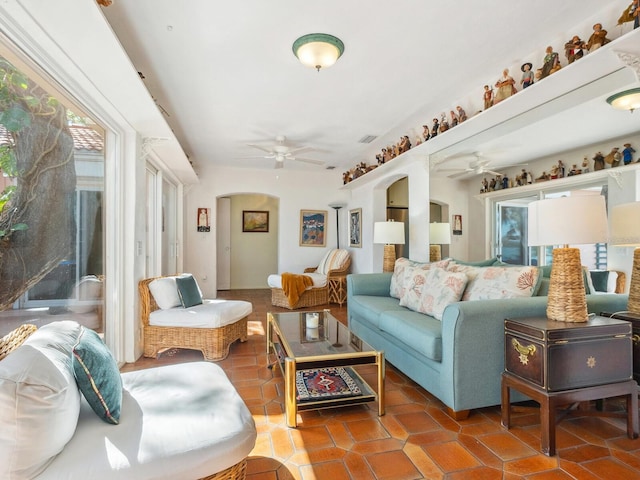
[
  {"xmin": 358, "ymin": 135, "xmax": 378, "ymax": 144},
  {"xmin": 326, "ymin": 165, "xmax": 336, "ymax": 170}
]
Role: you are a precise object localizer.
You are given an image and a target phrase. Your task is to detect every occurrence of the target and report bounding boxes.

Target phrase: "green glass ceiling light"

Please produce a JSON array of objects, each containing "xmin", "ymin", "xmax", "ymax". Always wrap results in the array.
[
  {"xmin": 292, "ymin": 33, "xmax": 344, "ymax": 72},
  {"xmin": 606, "ymin": 88, "xmax": 640, "ymax": 113}
]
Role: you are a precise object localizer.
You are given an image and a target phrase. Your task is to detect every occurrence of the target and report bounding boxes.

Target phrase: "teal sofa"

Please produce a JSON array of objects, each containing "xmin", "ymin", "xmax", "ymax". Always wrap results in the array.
[{"xmin": 347, "ymin": 272, "xmax": 628, "ymax": 419}]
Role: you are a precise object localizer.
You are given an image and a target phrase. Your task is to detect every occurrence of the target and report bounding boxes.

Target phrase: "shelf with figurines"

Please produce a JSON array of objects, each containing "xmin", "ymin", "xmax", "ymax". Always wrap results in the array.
[
  {"xmin": 340, "ymin": 11, "xmax": 640, "ymax": 190},
  {"xmin": 476, "ymin": 142, "xmax": 640, "ymax": 200}
]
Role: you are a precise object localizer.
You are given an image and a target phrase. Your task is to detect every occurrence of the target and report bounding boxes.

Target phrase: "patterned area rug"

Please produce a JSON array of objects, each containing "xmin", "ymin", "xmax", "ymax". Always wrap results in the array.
[{"xmin": 296, "ymin": 367, "xmax": 362, "ymax": 401}]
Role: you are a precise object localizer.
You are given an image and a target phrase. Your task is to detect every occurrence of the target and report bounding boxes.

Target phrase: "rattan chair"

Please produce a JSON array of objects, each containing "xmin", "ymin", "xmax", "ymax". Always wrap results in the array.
[
  {"xmin": 139, "ymin": 276, "xmax": 248, "ymax": 361},
  {"xmin": 270, "ymin": 256, "xmax": 351, "ymax": 309}
]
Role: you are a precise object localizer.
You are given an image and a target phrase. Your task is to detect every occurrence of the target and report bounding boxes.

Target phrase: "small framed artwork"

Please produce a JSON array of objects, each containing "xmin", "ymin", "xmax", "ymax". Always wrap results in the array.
[
  {"xmin": 300, "ymin": 209, "xmax": 327, "ymax": 247},
  {"xmin": 349, "ymin": 208, "xmax": 362, "ymax": 248},
  {"xmin": 242, "ymin": 210, "xmax": 269, "ymax": 232},
  {"xmin": 453, "ymin": 214, "xmax": 462, "ymax": 235},
  {"xmin": 197, "ymin": 207, "xmax": 210, "ymax": 232}
]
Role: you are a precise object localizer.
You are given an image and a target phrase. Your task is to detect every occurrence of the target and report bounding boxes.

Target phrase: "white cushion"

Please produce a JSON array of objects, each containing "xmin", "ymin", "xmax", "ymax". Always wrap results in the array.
[
  {"xmin": 608, "ymin": 271, "xmax": 619, "ymax": 293},
  {"xmin": 267, "ymin": 272, "xmax": 327, "ymax": 289},
  {"xmin": 149, "ymin": 299, "xmax": 253, "ymax": 328},
  {"xmin": 148, "ymin": 277, "xmax": 181, "ymax": 310},
  {"xmin": 37, "ymin": 362, "xmax": 257, "ymax": 480},
  {"xmin": 0, "ymin": 321, "xmax": 82, "ymax": 479},
  {"xmin": 417, "ymin": 268, "xmax": 468, "ymax": 320}
]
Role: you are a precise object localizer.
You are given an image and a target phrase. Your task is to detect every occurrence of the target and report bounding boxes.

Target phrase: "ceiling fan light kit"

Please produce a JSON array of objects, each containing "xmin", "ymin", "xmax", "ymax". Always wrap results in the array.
[
  {"xmin": 293, "ymin": 33, "xmax": 344, "ymax": 71},
  {"xmin": 606, "ymin": 88, "xmax": 640, "ymax": 112}
]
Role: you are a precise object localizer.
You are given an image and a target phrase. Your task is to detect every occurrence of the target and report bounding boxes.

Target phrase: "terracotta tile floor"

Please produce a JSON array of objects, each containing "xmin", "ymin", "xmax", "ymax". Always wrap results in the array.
[{"xmin": 122, "ymin": 289, "xmax": 640, "ymax": 480}]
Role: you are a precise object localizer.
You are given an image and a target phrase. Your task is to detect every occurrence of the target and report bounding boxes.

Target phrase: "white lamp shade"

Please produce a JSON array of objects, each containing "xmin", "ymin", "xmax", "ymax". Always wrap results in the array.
[
  {"xmin": 429, "ymin": 222, "xmax": 451, "ymax": 245},
  {"xmin": 528, "ymin": 195, "xmax": 608, "ymax": 246},
  {"xmin": 611, "ymin": 201, "xmax": 640, "ymax": 246},
  {"xmin": 373, "ymin": 221, "xmax": 405, "ymax": 245}
]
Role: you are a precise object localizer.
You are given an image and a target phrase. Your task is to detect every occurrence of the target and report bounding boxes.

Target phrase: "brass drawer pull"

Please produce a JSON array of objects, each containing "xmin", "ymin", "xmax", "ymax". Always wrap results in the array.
[
  {"xmin": 633, "ymin": 334, "xmax": 640, "ymax": 346},
  {"xmin": 512, "ymin": 338, "xmax": 536, "ymax": 365}
]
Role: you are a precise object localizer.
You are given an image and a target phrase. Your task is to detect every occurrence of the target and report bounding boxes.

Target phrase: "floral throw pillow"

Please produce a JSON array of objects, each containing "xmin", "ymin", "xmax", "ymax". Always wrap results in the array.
[
  {"xmin": 461, "ymin": 266, "xmax": 541, "ymax": 301},
  {"xmin": 416, "ymin": 268, "xmax": 468, "ymax": 320},
  {"xmin": 392, "ymin": 258, "xmax": 450, "ymax": 301}
]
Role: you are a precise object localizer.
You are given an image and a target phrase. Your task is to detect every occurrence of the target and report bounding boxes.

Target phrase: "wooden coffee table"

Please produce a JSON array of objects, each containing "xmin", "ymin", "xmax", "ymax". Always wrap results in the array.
[{"xmin": 267, "ymin": 309, "xmax": 385, "ymax": 427}]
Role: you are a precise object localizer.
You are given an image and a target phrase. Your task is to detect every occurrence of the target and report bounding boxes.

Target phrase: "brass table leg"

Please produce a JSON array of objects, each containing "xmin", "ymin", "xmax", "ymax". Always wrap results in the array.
[{"xmin": 285, "ymin": 357, "xmax": 297, "ymax": 428}]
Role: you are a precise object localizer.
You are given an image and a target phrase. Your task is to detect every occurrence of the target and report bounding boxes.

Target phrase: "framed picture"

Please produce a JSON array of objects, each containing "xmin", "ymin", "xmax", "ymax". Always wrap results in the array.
[
  {"xmin": 197, "ymin": 207, "xmax": 210, "ymax": 232},
  {"xmin": 242, "ymin": 210, "xmax": 269, "ymax": 233},
  {"xmin": 349, "ymin": 208, "xmax": 362, "ymax": 248},
  {"xmin": 452, "ymin": 214, "xmax": 462, "ymax": 235},
  {"xmin": 299, "ymin": 209, "xmax": 327, "ymax": 247}
]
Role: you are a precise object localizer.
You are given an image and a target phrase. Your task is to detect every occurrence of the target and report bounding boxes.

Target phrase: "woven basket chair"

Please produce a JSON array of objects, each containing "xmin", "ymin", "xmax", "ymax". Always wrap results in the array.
[
  {"xmin": 271, "ymin": 257, "xmax": 351, "ymax": 309},
  {"xmin": 139, "ymin": 276, "xmax": 248, "ymax": 361},
  {"xmin": 0, "ymin": 324, "xmax": 37, "ymax": 361},
  {"xmin": 200, "ymin": 459, "xmax": 247, "ymax": 480}
]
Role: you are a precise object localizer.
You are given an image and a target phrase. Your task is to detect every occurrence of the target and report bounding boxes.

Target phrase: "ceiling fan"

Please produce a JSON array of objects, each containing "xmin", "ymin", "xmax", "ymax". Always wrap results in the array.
[
  {"xmin": 243, "ymin": 135, "xmax": 324, "ymax": 169},
  {"xmin": 435, "ymin": 153, "xmax": 524, "ymax": 178}
]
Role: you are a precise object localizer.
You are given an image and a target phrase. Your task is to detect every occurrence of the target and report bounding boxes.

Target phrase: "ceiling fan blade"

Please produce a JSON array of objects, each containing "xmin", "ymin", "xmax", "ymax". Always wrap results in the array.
[
  {"xmin": 288, "ymin": 146, "xmax": 314, "ymax": 155},
  {"xmin": 484, "ymin": 169, "xmax": 504, "ymax": 176},
  {"xmin": 247, "ymin": 143, "xmax": 274, "ymax": 154},
  {"xmin": 294, "ymin": 157, "xmax": 324, "ymax": 165}
]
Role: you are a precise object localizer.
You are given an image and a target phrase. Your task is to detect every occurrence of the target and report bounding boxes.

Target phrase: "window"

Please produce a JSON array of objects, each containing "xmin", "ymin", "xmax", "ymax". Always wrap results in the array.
[{"xmin": 0, "ymin": 51, "xmax": 105, "ymax": 336}]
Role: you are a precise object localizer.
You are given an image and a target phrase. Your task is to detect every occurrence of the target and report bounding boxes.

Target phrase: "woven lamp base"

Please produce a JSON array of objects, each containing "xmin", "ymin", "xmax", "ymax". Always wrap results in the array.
[
  {"xmin": 383, "ymin": 244, "xmax": 396, "ymax": 272},
  {"xmin": 628, "ymin": 248, "xmax": 640, "ymax": 314},
  {"xmin": 547, "ymin": 247, "xmax": 588, "ymax": 322},
  {"xmin": 429, "ymin": 244, "xmax": 442, "ymax": 262}
]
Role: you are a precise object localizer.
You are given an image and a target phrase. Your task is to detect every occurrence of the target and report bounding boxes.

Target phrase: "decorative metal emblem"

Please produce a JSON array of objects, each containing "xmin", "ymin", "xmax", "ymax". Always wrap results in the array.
[
  {"xmin": 587, "ymin": 356, "xmax": 596, "ymax": 368},
  {"xmin": 512, "ymin": 338, "xmax": 536, "ymax": 365}
]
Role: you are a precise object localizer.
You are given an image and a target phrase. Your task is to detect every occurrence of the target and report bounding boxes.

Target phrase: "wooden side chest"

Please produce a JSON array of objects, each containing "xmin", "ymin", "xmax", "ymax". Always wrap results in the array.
[
  {"xmin": 600, "ymin": 311, "xmax": 640, "ymax": 383},
  {"xmin": 504, "ymin": 316, "xmax": 632, "ymax": 392}
]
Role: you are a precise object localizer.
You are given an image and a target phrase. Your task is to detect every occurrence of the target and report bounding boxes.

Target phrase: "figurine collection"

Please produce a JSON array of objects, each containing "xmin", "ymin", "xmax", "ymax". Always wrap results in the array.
[
  {"xmin": 478, "ymin": 142, "xmax": 637, "ymax": 194},
  {"xmin": 342, "ymin": 5, "xmax": 638, "ymax": 185}
]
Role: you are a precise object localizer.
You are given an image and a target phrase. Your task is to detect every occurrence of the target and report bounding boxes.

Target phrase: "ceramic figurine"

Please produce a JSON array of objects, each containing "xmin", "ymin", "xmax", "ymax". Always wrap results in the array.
[
  {"xmin": 540, "ymin": 46, "xmax": 560, "ymax": 79},
  {"xmin": 481, "ymin": 177, "xmax": 489, "ymax": 193},
  {"xmin": 582, "ymin": 156, "xmax": 590, "ymax": 173},
  {"xmin": 564, "ymin": 36, "xmax": 585, "ymax": 64},
  {"xmin": 494, "ymin": 69, "xmax": 516, "ymax": 104},
  {"xmin": 520, "ymin": 63, "xmax": 534, "ymax": 89},
  {"xmin": 414, "ymin": 136, "xmax": 422, "ymax": 146},
  {"xmin": 376, "ymin": 154, "xmax": 384, "ymax": 165},
  {"xmin": 536, "ymin": 171, "xmax": 550, "ymax": 182},
  {"xmin": 586, "ymin": 23, "xmax": 611, "ymax": 52},
  {"xmin": 557, "ymin": 160, "xmax": 565, "ymax": 178},
  {"xmin": 456, "ymin": 106, "xmax": 467, "ymax": 122},
  {"xmin": 439, "ymin": 113, "xmax": 449, "ymax": 133},
  {"xmin": 618, "ymin": 0, "xmax": 640, "ymax": 29},
  {"xmin": 422, "ymin": 125, "xmax": 431, "ymax": 141},
  {"xmin": 483, "ymin": 85, "xmax": 494, "ymax": 110},
  {"xmin": 489, "ymin": 177, "xmax": 496, "ymax": 191},
  {"xmin": 502, "ymin": 175, "xmax": 509, "ymax": 189},
  {"xmin": 623, "ymin": 143, "xmax": 636, "ymax": 164},
  {"xmin": 431, "ymin": 118, "xmax": 439, "ymax": 138},
  {"xmin": 593, "ymin": 151, "xmax": 605, "ymax": 171},
  {"xmin": 605, "ymin": 147, "xmax": 621, "ymax": 167},
  {"xmin": 450, "ymin": 110, "xmax": 459, "ymax": 127}
]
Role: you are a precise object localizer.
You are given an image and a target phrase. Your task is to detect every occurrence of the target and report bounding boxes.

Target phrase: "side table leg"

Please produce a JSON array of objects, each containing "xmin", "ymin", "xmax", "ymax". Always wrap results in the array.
[
  {"xmin": 284, "ymin": 358, "xmax": 298, "ymax": 428},
  {"xmin": 541, "ymin": 397, "xmax": 554, "ymax": 456},
  {"xmin": 627, "ymin": 385, "xmax": 639, "ymax": 438},
  {"xmin": 501, "ymin": 375, "xmax": 511, "ymax": 429}
]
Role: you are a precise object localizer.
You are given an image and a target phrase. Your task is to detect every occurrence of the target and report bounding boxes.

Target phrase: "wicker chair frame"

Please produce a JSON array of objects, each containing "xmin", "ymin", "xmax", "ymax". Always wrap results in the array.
[
  {"xmin": 200, "ymin": 459, "xmax": 247, "ymax": 480},
  {"xmin": 270, "ymin": 257, "xmax": 351, "ymax": 309},
  {"xmin": 0, "ymin": 324, "xmax": 37, "ymax": 361},
  {"xmin": 139, "ymin": 276, "xmax": 248, "ymax": 361}
]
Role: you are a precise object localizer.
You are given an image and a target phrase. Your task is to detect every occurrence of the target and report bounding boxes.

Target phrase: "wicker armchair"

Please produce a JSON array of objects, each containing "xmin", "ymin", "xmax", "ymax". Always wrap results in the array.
[
  {"xmin": 270, "ymin": 253, "xmax": 351, "ymax": 309},
  {"xmin": 138, "ymin": 276, "xmax": 249, "ymax": 361}
]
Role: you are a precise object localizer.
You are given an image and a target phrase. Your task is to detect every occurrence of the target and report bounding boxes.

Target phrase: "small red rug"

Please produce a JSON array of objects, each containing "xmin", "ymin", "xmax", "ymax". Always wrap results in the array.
[{"xmin": 296, "ymin": 367, "xmax": 362, "ymax": 401}]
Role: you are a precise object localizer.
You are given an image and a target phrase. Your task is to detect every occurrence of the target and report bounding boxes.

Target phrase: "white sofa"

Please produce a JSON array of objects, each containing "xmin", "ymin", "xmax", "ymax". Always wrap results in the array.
[{"xmin": 0, "ymin": 321, "xmax": 257, "ymax": 479}]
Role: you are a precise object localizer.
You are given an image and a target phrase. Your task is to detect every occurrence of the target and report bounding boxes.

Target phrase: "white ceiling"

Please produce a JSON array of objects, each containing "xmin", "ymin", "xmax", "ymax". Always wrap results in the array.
[{"xmin": 101, "ymin": 0, "xmax": 640, "ymax": 175}]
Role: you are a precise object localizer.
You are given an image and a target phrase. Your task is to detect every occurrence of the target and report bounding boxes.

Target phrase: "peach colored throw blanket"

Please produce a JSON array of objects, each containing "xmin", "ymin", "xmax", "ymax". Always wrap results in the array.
[{"xmin": 281, "ymin": 273, "xmax": 314, "ymax": 307}]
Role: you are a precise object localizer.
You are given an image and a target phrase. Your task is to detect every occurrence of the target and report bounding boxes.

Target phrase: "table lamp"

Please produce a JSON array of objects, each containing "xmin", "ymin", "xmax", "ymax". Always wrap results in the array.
[
  {"xmin": 374, "ymin": 221, "xmax": 405, "ymax": 272},
  {"xmin": 429, "ymin": 222, "xmax": 451, "ymax": 262},
  {"xmin": 528, "ymin": 195, "xmax": 608, "ymax": 322},
  {"xmin": 610, "ymin": 201, "xmax": 640, "ymax": 314}
]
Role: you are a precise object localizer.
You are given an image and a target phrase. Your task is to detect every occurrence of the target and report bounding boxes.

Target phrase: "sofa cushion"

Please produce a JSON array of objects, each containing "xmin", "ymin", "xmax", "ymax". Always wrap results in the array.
[
  {"xmin": 378, "ymin": 310, "xmax": 442, "ymax": 361},
  {"xmin": 589, "ymin": 270, "xmax": 619, "ymax": 293},
  {"xmin": 38, "ymin": 362, "xmax": 257, "ymax": 480},
  {"xmin": 415, "ymin": 268, "xmax": 468, "ymax": 320},
  {"xmin": 72, "ymin": 326, "xmax": 123, "ymax": 425},
  {"xmin": 458, "ymin": 265, "xmax": 541, "ymax": 301},
  {"xmin": 449, "ymin": 257, "xmax": 501, "ymax": 267},
  {"xmin": 348, "ymin": 295, "xmax": 406, "ymax": 330},
  {"xmin": 0, "ymin": 321, "xmax": 82, "ymax": 479},
  {"xmin": 150, "ymin": 299, "xmax": 253, "ymax": 328},
  {"xmin": 316, "ymin": 249, "xmax": 349, "ymax": 275},
  {"xmin": 149, "ymin": 276, "xmax": 181, "ymax": 309},
  {"xmin": 176, "ymin": 274, "xmax": 203, "ymax": 308}
]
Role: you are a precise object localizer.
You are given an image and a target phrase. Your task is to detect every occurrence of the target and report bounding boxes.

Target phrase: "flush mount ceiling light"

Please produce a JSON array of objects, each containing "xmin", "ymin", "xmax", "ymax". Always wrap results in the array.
[
  {"xmin": 606, "ymin": 88, "xmax": 640, "ymax": 112},
  {"xmin": 292, "ymin": 33, "xmax": 344, "ymax": 72}
]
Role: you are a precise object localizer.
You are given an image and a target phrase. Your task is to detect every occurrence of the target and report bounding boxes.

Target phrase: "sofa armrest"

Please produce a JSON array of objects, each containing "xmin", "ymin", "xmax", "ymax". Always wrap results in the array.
[{"xmin": 347, "ymin": 273, "xmax": 392, "ymax": 297}]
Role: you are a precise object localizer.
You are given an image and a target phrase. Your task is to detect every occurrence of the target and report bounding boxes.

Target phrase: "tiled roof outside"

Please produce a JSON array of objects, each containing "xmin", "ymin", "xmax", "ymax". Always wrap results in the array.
[{"xmin": 0, "ymin": 124, "xmax": 103, "ymax": 152}]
